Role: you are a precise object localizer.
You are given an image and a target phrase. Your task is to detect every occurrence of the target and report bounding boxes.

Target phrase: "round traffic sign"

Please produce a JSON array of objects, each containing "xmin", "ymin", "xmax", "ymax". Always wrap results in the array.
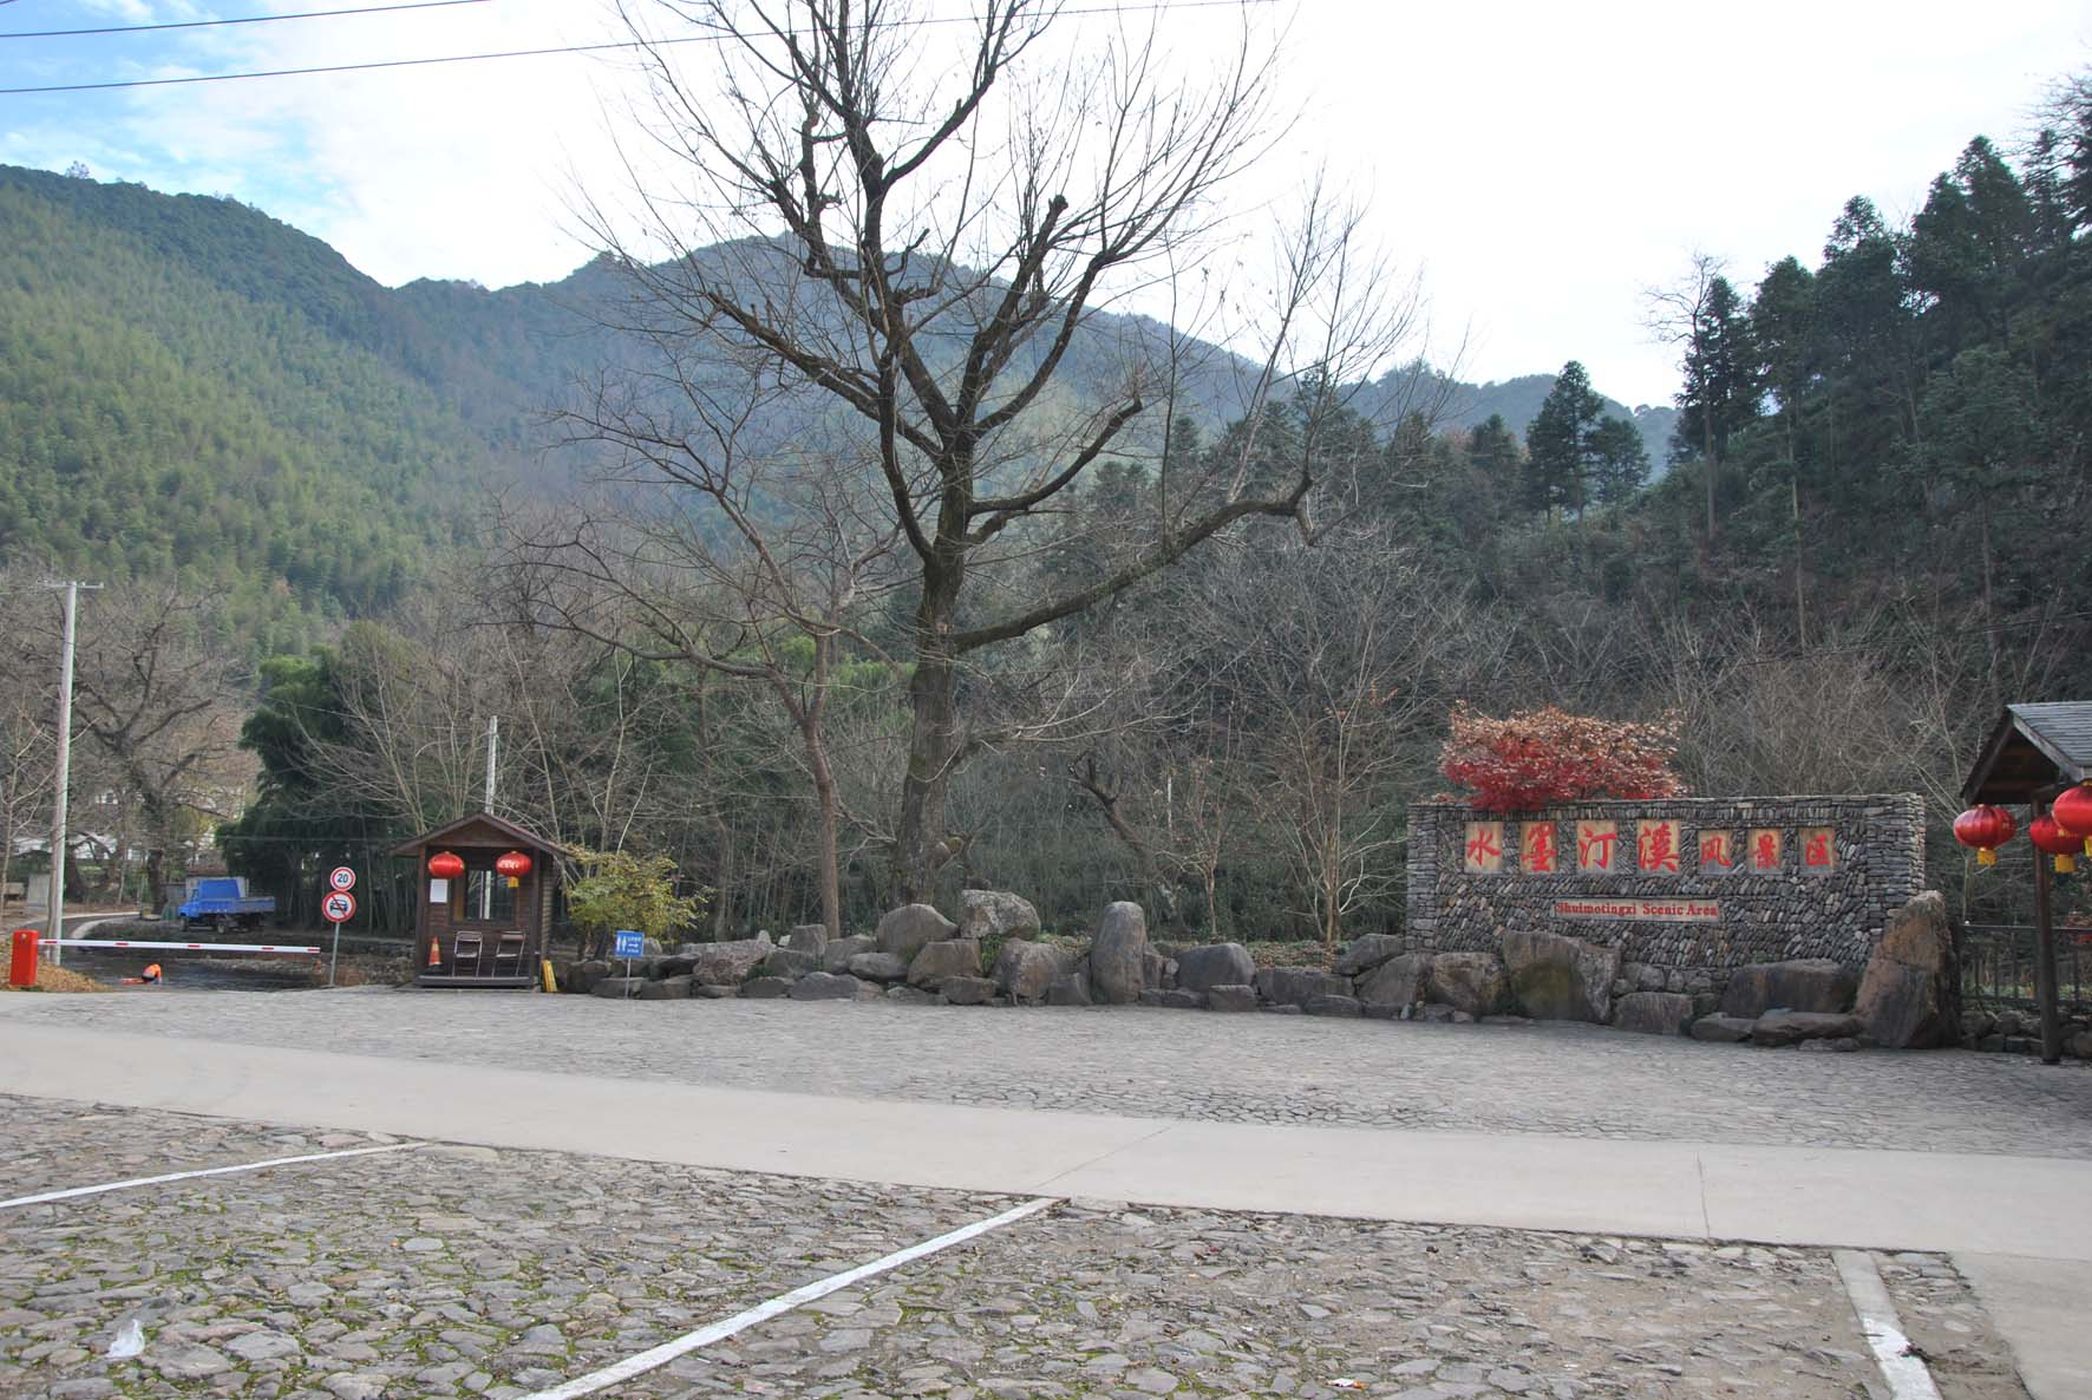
[
  {"xmin": 327, "ymin": 866, "xmax": 357, "ymax": 892},
  {"xmin": 321, "ymin": 891, "xmax": 357, "ymax": 924}
]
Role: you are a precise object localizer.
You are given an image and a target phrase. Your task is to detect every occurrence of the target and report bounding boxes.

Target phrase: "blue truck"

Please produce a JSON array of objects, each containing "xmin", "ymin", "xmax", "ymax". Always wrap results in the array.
[{"xmin": 178, "ymin": 877, "xmax": 276, "ymax": 931}]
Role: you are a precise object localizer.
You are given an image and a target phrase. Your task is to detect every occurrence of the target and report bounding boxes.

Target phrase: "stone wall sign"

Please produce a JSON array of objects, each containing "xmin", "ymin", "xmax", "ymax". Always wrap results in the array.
[{"xmin": 1406, "ymin": 794, "xmax": 1925, "ymax": 982}]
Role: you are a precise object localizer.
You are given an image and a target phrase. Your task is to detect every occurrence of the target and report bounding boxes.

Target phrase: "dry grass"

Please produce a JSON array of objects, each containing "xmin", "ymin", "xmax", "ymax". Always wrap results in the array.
[{"xmin": 3, "ymin": 964, "xmax": 111, "ymax": 993}]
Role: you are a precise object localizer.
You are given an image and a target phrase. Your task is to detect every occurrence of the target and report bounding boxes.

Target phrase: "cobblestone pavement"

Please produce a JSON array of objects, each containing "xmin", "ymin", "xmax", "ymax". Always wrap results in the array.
[
  {"xmin": 0, "ymin": 1098, "xmax": 2028, "ymax": 1400},
  {"xmin": 6, "ymin": 989, "xmax": 2091, "ymax": 1158}
]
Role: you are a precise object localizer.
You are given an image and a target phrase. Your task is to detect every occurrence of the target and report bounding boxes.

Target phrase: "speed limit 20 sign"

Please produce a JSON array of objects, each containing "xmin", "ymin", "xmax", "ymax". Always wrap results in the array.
[
  {"xmin": 327, "ymin": 866, "xmax": 357, "ymax": 892},
  {"xmin": 321, "ymin": 890, "xmax": 358, "ymax": 924}
]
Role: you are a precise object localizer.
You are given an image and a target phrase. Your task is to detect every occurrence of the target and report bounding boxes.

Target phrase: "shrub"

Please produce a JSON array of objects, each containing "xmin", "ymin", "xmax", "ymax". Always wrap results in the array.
[{"xmin": 1438, "ymin": 704, "xmax": 1686, "ymax": 812}]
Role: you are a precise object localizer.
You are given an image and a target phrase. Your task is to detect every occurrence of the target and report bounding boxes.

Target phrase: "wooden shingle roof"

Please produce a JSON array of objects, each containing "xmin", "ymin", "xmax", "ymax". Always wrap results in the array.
[{"xmin": 1961, "ymin": 703, "xmax": 2092, "ymax": 805}]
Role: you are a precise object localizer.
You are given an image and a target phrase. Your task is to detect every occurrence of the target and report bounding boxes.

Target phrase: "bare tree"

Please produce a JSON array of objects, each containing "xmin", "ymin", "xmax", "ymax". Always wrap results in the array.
[{"xmin": 587, "ymin": 0, "xmax": 1427, "ymax": 898}]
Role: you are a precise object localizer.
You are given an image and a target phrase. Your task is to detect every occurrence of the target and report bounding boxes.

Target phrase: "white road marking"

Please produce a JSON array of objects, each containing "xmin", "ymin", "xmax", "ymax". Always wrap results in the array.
[
  {"xmin": 516, "ymin": 1196, "xmax": 1061, "ymax": 1400},
  {"xmin": 0, "ymin": 1141, "xmax": 424, "ymax": 1210},
  {"xmin": 1834, "ymin": 1248, "xmax": 1945, "ymax": 1400}
]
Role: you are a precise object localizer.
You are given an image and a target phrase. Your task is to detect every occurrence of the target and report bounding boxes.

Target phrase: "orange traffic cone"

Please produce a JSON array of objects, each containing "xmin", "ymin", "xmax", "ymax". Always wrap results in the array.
[{"xmin": 427, "ymin": 938, "xmax": 442, "ymax": 968}]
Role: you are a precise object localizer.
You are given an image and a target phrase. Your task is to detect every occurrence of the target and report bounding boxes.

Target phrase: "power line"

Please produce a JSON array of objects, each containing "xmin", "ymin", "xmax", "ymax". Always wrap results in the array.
[
  {"xmin": 0, "ymin": 0, "xmax": 1273, "ymax": 95},
  {"xmin": 1, "ymin": 1, "xmax": 490, "ymax": 42}
]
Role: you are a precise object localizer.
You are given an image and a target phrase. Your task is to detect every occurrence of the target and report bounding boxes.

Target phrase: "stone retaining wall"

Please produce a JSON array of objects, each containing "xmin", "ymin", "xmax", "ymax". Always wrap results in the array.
[{"xmin": 1404, "ymin": 795, "xmax": 1925, "ymax": 985}]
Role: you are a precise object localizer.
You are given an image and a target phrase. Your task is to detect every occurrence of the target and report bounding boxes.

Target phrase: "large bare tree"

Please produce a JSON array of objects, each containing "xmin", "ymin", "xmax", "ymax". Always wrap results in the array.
[{"xmin": 589, "ymin": 0, "xmax": 1425, "ymax": 898}]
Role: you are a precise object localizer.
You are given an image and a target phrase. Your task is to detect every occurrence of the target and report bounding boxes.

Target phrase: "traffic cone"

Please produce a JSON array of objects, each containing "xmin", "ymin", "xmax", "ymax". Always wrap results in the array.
[{"xmin": 427, "ymin": 938, "xmax": 442, "ymax": 968}]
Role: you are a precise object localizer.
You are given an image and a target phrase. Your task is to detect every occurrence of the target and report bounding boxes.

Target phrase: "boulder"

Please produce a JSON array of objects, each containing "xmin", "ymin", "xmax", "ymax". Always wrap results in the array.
[
  {"xmin": 1418, "ymin": 1002, "xmax": 1458, "ymax": 1023},
  {"xmin": 1612, "ymin": 991, "xmax": 1694, "ymax": 1036},
  {"xmin": 1207, "ymin": 984, "xmax": 1258, "ymax": 1013},
  {"xmin": 886, "ymin": 984, "xmax": 939, "ymax": 1005},
  {"xmin": 1751, "ymin": 1009, "xmax": 1866, "ymax": 1048},
  {"xmin": 760, "ymin": 947, "xmax": 818, "ymax": 981},
  {"xmin": 942, "ymin": 976, "xmax": 997, "ymax": 1006},
  {"xmin": 1254, "ymin": 967, "xmax": 1352, "ymax": 1008},
  {"xmin": 1720, "ymin": 959, "xmax": 1858, "ymax": 1018},
  {"xmin": 789, "ymin": 972, "xmax": 868, "ymax": 1001},
  {"xmin": 1304, "ymin": 994, "xmax": 1363, "ymax": 1018},
  {"xmin": 694, "ymin": 983, "xmax": 737, "ymax": 999},
  {"xmin": 1089, "ymin": 901, "xmax": 1150, "ymax": 1005},
  {"xmin": 1426, "ymin": 952, "xmax": 1508, "ymax": 1017},
  {"xmin": 877, "ymin": 903, "xmax": 958, "ymax": 959},
  {"xmin": 1334, "ymin": 933, "xmax": 1406, "ymax": 978},
  {"xmin": 1691, "ymin": 1014, "xmax": 1756, "ymax": 1043},
  {"xmin": 1501, "ymin": 929, "xmax": 1619, "ymax": 1023},
  {"xmin": 991, "ymin": 940, "xmax": 1066, "ymax": 1003},
  {"xmin": 1047, "ymin": 973, "xmax": 1093, "ymax": 1007},
  {"xmin": 1174, "ymin": 943, "xmax": 1256, "ymax": 995},
  {"xmin": 847, "ymin": 951, "xmax": 911, "ymax": 983},
  {"xmin": 589, "ymin": 976, "xmax": 646, "ymax": 999},
  {"xmin": 1854, "ymin": 891, "xmax": 1959, "ymax": 1049},
  {"xmin": 1355, "ymin": 952, "xmax": 1431, "ymax": 1010},
  {"xmin": 908, "ymin": 939, "xmax": 983, "ymax": 990},
  {"xmin": 636, "ymin": 975, "xmax": 693, "ymax": 1000},
  {"xmin": 740, "ymin": 976, "xmax": 792, "ymax": 999},
  {"xmin": 784, "ymin": 924, "xmax": 829, "ymax": 954},
  {"xmin": 959, "ymin": 889, "xmax": 1041, "ymax": 942},
  {"xmin": 687, "ymin": 937, "xmax": 773, "ymax": 988},
  {"xmin": 565, "ymin": 960, "xmax": 610, "ymax": 995},
  {"xmin": 1142, "ymin": 950, "xmax": 1178, "ymax": 990},
  {"xmin": 821, "ymin": 935, "xmax": 875, "ymax": 973}
]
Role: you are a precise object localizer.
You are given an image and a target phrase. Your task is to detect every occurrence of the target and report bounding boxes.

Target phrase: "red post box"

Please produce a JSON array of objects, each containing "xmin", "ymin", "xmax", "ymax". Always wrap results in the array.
[{"xmin": 9, "ymin": 928, "xmax": 40, "ymax": 988}]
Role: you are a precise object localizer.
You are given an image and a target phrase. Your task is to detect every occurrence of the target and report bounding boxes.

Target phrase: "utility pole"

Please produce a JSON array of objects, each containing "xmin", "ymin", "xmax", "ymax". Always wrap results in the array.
[
  {"xmin": 43, "ymin": 580, "xmax": 100, "ymax": 967},
  {"xmin": 480, "ymin": 716, "xmax": 498, "ymax": 920},
  {"xmin": 483, "ymin": 715, "xmax": 499, "ymax": 812}
]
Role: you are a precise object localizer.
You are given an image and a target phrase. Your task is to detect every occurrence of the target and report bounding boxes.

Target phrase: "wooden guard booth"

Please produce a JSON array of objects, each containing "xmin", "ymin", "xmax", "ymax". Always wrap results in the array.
[
  {"xmin": 394, "ymin": 812, "xmax": 560, "ymax": 988},
  {"xmin": 1961, "ymin": 702, "xmax": 2092, "ymax": 1064}
]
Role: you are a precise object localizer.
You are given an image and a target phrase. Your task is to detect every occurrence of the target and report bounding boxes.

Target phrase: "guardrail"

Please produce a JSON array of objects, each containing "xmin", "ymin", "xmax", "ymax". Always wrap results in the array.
[{"xmin": 1960, "ymin": 923, "xmax": 2090, "ymax": 1009}]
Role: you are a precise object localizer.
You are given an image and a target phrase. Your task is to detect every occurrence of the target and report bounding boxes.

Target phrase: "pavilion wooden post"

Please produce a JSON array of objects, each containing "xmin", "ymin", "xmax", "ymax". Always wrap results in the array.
[{"xmin": 2032, "ymin": 794, "xmax": 2063, "ymax": 1065}]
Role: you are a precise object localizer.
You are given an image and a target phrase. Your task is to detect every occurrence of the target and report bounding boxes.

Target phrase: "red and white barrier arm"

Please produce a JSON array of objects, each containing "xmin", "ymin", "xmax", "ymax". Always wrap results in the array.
[{"xmin": 38, "ymin": 940, "xmax": 323, "ymax": 955}]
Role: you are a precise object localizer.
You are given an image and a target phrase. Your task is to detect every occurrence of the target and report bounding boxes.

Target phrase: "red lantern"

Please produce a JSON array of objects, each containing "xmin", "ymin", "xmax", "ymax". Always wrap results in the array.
[
  {"xmin": 427, "ymin": 850, "xmax": 465, "ymax": 880},
  {"xmin": 1953, "ymin": 805, "xmax": 2017, "ymax": 867},
  {"xmin": 2030, "ymin": 814, "xmax": 2080, "ymax": 875},
  {"xmin": 494, "ymin": 850, "xmax": 532, "ymax": 880},
  {"xmin": 2052, "ymin": 783, "xmax": 2092, "ymax": 858}
]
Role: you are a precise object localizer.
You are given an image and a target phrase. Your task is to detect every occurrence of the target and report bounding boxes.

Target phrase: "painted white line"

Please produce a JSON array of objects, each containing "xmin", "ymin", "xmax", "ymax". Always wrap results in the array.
[
  {"xmin": 516, "ymin": 1195, "xmax": 1061, "ymax": 1400},
  {"xmin": 0, "ymin": 1142, "xmax": 424, "ymax": 1211},
  {"xmin": 1834, "ymin": 1248, "xmax": 1945, "ymax": 1400}
]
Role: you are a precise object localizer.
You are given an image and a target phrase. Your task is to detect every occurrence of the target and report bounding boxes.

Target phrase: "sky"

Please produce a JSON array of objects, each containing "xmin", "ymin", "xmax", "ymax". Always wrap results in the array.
[{"xmin": 2, "ymin": 0, "xmax": 2087, "ymax": 408}]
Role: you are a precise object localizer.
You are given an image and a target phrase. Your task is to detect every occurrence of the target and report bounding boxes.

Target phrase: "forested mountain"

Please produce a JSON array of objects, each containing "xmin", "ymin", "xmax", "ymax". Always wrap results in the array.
[{"xmin": 0, "ymin": 162, "xmax": 1655, "ymax": 653}]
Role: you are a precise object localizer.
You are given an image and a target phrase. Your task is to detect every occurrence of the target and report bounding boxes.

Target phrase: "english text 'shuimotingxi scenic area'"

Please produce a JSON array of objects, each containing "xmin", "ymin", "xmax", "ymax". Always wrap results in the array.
[{"xmin": 4, "ymin": 2, "xmax": 2092, "ymax": 1397}]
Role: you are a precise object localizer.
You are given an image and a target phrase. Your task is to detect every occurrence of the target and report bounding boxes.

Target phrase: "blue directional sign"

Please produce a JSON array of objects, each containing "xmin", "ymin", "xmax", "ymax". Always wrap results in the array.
[{"xmin": 613, "ymin": 929, "xmax": 645, "ymax": 960}]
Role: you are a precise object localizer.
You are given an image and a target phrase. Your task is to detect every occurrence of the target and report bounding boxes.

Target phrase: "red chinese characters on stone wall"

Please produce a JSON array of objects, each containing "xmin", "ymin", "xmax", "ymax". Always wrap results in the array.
[
  {"xmin": 1454, "ymin": 816, "xmax": 1842, "ymax": 880},
  {"xmin": 1575, "ymin": 820, "xmax": 1620, "ymax": 872},
  {"xmin": 1463, "ymin": 820, "xmax": 1505, "ymax": 874},
  {"xmin": 1522, "ymin": 821, "xmax": 1558, "ymax": 874},
  {"xmin": 1636, "ymin": 819, "xmax": 1682, "ymax": 873}
]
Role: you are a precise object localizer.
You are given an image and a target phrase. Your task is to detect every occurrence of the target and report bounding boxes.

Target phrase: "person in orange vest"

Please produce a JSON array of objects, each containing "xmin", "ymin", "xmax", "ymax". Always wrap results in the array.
[{"xmin": 142, "ymin": 962, "xmax": 162, "ymax": 984}]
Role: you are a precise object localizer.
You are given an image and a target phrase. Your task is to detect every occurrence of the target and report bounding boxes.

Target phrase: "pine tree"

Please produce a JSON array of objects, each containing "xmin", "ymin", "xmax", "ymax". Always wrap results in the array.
[{"xmin": 1524, "ymin": 361, "xmax": 1603, "ymax": 518}]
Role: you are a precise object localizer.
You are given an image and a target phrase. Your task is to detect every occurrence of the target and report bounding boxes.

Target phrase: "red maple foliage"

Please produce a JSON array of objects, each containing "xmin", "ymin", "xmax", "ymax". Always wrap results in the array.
[{"xmin": 1438, "ymin": 704, "xmax": 1687, "ymax": 813}]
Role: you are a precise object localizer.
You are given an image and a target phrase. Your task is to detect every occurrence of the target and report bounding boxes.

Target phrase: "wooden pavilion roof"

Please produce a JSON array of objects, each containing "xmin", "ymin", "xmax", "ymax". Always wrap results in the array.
[
  {"xmin": 1961, "ymin": 703, "xmax": 2092, "ymax": 805},
  {"xmin": 389, "ymin": 811, "xmax": 563, "ymax": 858}
]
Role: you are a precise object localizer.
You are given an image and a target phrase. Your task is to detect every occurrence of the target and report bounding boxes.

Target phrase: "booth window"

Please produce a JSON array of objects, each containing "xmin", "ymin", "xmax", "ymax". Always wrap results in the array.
[{"xmin": 458, "ymin": 869, "xmax": 518, "ymax": 923}]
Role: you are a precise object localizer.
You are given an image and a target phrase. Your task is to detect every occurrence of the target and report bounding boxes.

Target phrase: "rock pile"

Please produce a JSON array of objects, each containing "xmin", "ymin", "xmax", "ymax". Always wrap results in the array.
[{"xmin": 554, "ymin": 886, "xmax": 2041, "ymax": 1055}]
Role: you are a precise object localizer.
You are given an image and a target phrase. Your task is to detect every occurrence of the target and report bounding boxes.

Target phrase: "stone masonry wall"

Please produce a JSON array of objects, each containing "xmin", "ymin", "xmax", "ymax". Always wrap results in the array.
[{"xmin": 1405, "ymin": 795, "xmax": 1924, "ymax": 983}]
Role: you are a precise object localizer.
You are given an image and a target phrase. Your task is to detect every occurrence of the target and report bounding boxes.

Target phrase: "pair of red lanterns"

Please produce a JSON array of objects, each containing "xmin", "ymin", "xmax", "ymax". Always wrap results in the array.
[
  {"xmin": 425, "ymin": 850, "xmax": 534, "ymax": 881},
  {"xmin": 1955, "ymin": 783, "xmax": 2092, "ymax": 873}
]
